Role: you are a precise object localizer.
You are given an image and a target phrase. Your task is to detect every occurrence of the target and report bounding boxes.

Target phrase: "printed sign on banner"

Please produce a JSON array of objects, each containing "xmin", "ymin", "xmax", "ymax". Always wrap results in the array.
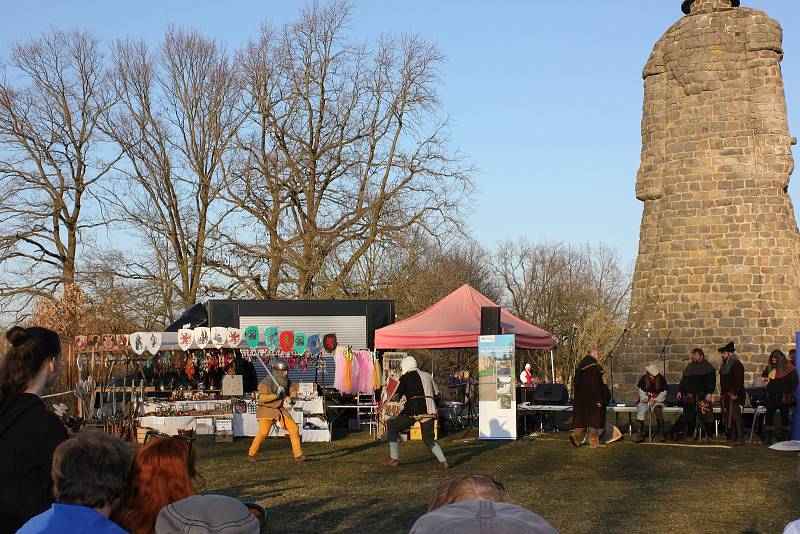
[
  {"xmin": 477, "ymin": 334, "xmax": 517, "ymax": 440},
  {"xmin": 210, "ymin": 327, "xmax": 227, "ymax": 349},
  {"xmin": 243, "ymin": 326, "xmax": 259, "ymax": 349},
  {"xmin": 144, "ymin": 332, "xmax": 162, "ymax": 355},
  {"xmin": 193, "ymin": 328, "xmax": 210, "ymax": 349},
  {"xmin": 227, "ymin": 328, "xmax": 242, "ymax": 347},
  {"xmin": 129, "ymin": 333, "xmax": 146, "ymax": 355},
  {"xmin": 178, "ymin": 329, "xmax": 194, "ymax": 352}
]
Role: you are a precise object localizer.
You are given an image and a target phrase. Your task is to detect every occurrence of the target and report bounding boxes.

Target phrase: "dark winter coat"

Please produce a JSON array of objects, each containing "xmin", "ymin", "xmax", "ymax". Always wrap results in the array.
[
  {"xmin": 0, "ymin": 393, "xmax": 68, "ymax": 534},
  {"xmin": 572, "ymin": 356, "xmax": 606, "ymax": 429},
  {"xmin": 719, "ymin": 358, "xmax": 745, "ymax": 405}
]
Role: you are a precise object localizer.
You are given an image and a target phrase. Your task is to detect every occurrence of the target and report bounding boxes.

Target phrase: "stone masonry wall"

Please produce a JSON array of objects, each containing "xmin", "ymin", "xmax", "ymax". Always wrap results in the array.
[{"xmin": 617, "ymin": 0, "xmax": 800, "ymax": 399}]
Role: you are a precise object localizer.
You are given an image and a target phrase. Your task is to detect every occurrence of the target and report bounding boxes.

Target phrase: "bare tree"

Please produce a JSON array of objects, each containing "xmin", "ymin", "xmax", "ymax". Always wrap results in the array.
[
  {"xmin": 0, "ymin": 28, "xmax": 117, "ymax": 315},
  {"xmin": 104, "ymin": 28, "xmax": 244, "ymax": 318},
  {"xmin": 220, "ymin": 1, "xmax": 473, "ymax": 298},
  {"xmin": 495, "ymin": 239, "xmax": 630, "ymax": 386}
]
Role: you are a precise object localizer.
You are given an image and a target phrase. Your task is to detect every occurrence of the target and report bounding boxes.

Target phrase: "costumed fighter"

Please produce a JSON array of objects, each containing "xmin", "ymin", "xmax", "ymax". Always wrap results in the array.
[
  {"xmin": 519, "ymin": 363, "xmax": 534, "ymax": 386},
  {"xmin": 634, "ymin": 363, "xmax": 668, "ymax": 442},
  {"xmin": 383, "ymin": 356, "xmax": 448, "ymax": 469},
  {"xmin": 247, "ymin": 358, "xmax": 305, "ymax": 462},
  {"xmin": 761, "ymin": 349, "xmax": 798, "ymax": 444},
  {"xmin": 670, "ymin": 348, "xmax": 716, "ymax": 442},
  {"xmin": 718, "ymin": 341, "xmax": 745, "ymax": 446},
  {"xmin": 569, "ymin": 348, "xmax": 607, "ymax": 449}
]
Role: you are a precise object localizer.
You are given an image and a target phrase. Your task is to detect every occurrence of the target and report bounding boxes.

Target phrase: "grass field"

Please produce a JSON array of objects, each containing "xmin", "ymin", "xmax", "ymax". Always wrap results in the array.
[{"xmin": 193, "ymin": 430, "xmax": 800, "ymax": 534}]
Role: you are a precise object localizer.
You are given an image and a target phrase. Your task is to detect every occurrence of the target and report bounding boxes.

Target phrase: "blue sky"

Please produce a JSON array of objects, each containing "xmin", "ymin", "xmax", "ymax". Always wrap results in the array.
[{"xmin": 2, "ymin": 0, "xmax": 798, "ymax": 267}]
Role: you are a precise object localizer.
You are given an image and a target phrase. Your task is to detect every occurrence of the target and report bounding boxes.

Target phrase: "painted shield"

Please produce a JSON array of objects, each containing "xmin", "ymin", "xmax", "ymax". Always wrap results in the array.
[
  {"xmin": 193, "ymin": 327, "xmax": 210, "ymax": 349},
  {"xmin": 307, "ymin": 334, "xmax": 322, "ymax": 356},
  {"xmin": 116, "ymin": 334, "xmax": 128, "ymax": 349},
  {"xmin": 144, "ymin": 332, "xmax": 162, "ymax": 355},
  {"xmin": 129, "ymin": 333, "xmax": 146, "ymax": 355},
  {"xmin": 294, "ymin": 332, "xmax": 307, "ymax": 354},
  {"xmin": 323, "ymin": 333, "xmax": 338, "ymax": 353},
  {"xmin": 75, "ymin": 335, "xmax": 88, "ymax": 352},
  {"xmin": 227, "ymin": 328, "xmax": 242, "ymax": 348},
  {"xmin": 102, "ymin": 334, "xmax": 115, "ymax": 351},
  {"xmin": 264, "ymin": 327, "xmax": 279, "ymax": 350},
  {"xmin": 279, "ymin": 331, "xmax": 294, "ymax": 353},
  {"xmin": 210, "ymin": 327, "xmax": 227, "ymax": 349},
  {"xmin": 89, "ymin": 335, "xmax": 100, "ymax": 348},
  {"xmin": 178, "ymin": 329, "xmax": 194, "ymax": 352},
  {"xmin": 243, "ymin": 326, "xmax": 259, "ymax": 349}
]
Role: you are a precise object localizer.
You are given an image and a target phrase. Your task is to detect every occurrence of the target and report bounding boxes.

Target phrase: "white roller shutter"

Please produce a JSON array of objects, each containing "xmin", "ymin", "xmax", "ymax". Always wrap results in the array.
[{"xmin": 238, "ymin": 315, "xmax": 368, "ymax": 348}]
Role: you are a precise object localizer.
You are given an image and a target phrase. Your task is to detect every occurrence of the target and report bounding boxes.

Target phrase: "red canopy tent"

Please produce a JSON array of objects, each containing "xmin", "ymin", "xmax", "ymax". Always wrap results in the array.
[{"xmin": 374, "ymin": 284, "xmax": 552, "ymax": 350}]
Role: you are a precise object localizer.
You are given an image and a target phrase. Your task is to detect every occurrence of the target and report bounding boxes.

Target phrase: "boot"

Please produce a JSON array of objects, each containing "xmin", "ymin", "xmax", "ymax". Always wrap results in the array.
[
  {"xmin": 765, "ymin": 426, "xmax": 775, "ymax": 445},
  {"xmin": 588, "ymin": 431, "xmax": 606, "ymax": 449},
  {"xmin": 731, "ymin": 418, "xmax": 744, "ymax": 446},
  {"xmin": 655, "ymin": 418, "xmax": 665, "ymax": 442},
  {"xmin": 633, "ymin": 421, "xmax": 646, "ymax": 443}
]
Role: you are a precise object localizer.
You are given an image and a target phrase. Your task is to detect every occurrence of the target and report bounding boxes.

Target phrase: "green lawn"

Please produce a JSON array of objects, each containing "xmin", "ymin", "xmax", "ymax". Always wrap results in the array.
[{"xmin": 194, "ymin": 431, "xmax": 800, "ymax": 534}]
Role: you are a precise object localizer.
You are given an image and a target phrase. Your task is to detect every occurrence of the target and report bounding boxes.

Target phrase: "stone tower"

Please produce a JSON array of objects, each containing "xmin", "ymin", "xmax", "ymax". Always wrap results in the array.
[{"xmin": 617, "ymin": 0, "xmax": 800, "ymax": 399}]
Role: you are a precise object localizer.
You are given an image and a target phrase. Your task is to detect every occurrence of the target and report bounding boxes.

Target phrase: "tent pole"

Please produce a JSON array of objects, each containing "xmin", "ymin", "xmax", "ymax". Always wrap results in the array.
[{"xmin": 550, "ymin": 349, "xmax": 555, "ymax": 383}]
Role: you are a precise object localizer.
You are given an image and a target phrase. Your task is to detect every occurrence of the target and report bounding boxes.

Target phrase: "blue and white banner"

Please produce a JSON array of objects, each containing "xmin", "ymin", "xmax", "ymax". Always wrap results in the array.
[{"xmin": 478, "ymin": 334, "xmax": 517, "ymax": 440}]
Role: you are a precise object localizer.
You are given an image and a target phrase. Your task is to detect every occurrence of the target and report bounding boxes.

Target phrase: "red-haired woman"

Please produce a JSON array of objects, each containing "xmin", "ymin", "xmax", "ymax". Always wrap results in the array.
[{"xmin": 114, "ymin": 434, "xmax": 197, "ymax": 534}]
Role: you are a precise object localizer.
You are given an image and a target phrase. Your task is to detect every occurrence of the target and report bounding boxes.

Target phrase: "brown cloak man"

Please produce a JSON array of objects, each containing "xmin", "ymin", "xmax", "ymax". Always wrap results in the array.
[{"xmin": 573, "ymin": 355, "xmax": 606, "ymax": 429}]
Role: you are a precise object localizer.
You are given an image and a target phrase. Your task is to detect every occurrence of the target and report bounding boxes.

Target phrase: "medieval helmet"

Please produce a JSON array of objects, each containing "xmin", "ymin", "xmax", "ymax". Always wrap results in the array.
[
  {"xmin": 273, "ymin": 357, "xmax": 289, "ymax": 371},
  {"xmin": 401, "ymin": 356, "xmax": 418, "ymax": 375}
]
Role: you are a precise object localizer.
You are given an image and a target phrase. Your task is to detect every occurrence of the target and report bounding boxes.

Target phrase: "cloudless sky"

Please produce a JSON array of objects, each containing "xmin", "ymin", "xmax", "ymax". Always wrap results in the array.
[{"xmin": 1, "ymin": 0, "xmax": 798, "ymax": 268}]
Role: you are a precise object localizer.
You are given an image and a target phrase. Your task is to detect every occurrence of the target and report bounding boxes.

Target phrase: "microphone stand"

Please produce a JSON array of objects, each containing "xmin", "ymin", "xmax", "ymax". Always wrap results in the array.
[
  {"xmin": 659, "ymin": 330, "xmax": 672, "ymax": 378},
  {"xmin": 606, "ymin": 328, "xmax": 627, "ymax": 405}
]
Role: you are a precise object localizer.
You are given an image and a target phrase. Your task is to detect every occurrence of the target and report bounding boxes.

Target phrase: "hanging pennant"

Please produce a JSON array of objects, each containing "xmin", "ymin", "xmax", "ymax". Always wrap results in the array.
[
  {"xmin": 265, "ymin": 327, "xmax": 279, "ymax": 350},
  {"xmin": 227, "ymin": 328, "xmax": 242, "ymax": 347},
  {"xmin": 129, "ymin": 333, "xmax": 146, "ymax": 355},
  {"xmin": 294, "ymin": 332, "xmax": 307, "ymax": 354},
  {"xmin": 144, "ymin": 332, "xmax": 162, "ymax": 355},
  {"xmin": 178, "ymin": 329, "xmax": 194, "ymax": 352},
  {"xmin": 323, "ymin": 333, "xmax": 338, "ymax": 353},
  {"xmin": 75, "ymin": 335, "xmax": 88, "ymax": 352},
  {"xmin": 279, "ymin": 330, "xmax": 294, "ymax": 353},
  {"xmin": 243, "ymin": 326, "xmax": 259, "ymax": 349},
  {"xmin": 193, "ymin": 327, "xmax": 210, "ymax": 349},
  {"xmin": 210, "ymin": 327, "xmax": 227, "ymax": 349},
  {"xmin": 307, "ymin": 334, "xmax": 322, "ymax": 357}
]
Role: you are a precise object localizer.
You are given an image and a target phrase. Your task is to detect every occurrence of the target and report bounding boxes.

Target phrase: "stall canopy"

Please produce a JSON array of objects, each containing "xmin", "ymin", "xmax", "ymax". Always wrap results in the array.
[{"xmin": 374, "ymin": 284, "xmax": 552, "ymax": 350}]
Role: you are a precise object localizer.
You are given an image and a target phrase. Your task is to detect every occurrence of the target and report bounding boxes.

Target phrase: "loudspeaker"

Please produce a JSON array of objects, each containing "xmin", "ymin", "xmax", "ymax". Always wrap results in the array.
[
  {"xmin": 665, "ymin": 384, "xmax": 680, "ymax": 406},
  {"xmin": 480, "ymin": 306, "xmax": 501, "ymax": 335},
  {"xmin": 532, "ymin": 383, "xmax": 569, "ymax": 405},
  {"xmin": 746, "ymin": 387, "xmax": 767, "ymax": 408}
]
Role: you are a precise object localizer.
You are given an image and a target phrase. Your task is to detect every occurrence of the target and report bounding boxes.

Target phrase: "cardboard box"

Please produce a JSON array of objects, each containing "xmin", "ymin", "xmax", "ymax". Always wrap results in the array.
[{"xmin": 195, "ymin": 417, "xmax": 214, "ymax": 435}]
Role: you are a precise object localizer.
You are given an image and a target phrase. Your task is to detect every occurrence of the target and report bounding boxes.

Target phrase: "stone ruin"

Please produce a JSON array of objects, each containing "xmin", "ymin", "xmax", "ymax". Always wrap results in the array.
[{"xmin": 617, "ymin": 0, "xmax": 800, "ymax": 399}]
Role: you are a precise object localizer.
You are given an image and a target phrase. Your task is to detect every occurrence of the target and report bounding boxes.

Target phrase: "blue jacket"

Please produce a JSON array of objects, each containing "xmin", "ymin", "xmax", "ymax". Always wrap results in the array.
[{"xmin": 18, "ymin": 504, "xmax": 128, "ymax": 534}]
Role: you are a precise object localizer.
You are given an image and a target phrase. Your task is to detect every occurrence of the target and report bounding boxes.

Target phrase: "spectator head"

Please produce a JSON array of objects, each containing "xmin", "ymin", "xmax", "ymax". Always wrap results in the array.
[
  {"xmin": 52, "ymin": 430, "xmax": 130, "ymax": 515},
  {"xmin": 0, "ymin": 326, "xmax": 61, "ymax": 401},
  {"xmin": 401, "ymin": 356, "xmax": 418, "ymax": 375},
  {"xmin": 691, "ymin": 348, "xmax": 705, "ymax": 362},
  {"xmin": 428, "ymin": 475, "xmax": 508, "ymax": 512},
  {"xmin": 156, "ymin": 495, "xmax": 261, "ymax": 534},
  {"xmin": 588, "ymin": 348, "xmax": 599, "ymax": 359},
  {"xmin": 410, "ymin": 500, "xmax": 558, "ymax": 534},
  {"xmin": 114, "ymin": 434, "xmax": 196, "ymax": 534}
]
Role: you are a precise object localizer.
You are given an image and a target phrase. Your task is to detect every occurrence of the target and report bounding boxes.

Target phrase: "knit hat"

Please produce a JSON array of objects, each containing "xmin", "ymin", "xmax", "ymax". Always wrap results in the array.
[
  {"xmin": 155, "ymin": 494, "xmax": 260, "ymax": 534},
  {"xmin": 645, "ymin": 363, "xmax": 660, "ymax": 377},
  {"xmin": 401, "ymin": 356, "xmax": 418, "ymax": 375},
  {"xmin": 409, "ymin": 500, "xmax": 557, "ymax": 534}
]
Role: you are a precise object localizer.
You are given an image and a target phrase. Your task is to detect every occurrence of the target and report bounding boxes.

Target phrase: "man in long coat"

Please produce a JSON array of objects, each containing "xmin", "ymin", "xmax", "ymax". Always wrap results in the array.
[{"xmin": 570, "ymin": 348, "xmax": 606, "ymax": 448}]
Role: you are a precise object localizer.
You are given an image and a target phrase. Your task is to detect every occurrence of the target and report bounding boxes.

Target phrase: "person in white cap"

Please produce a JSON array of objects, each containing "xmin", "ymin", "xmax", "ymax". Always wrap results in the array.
[
  {"xmin": 634, "ymin": 363, "xmax": 668, "ymax": 442},
  {"xmin": 383, "ymin": 356, "xmax": 447, "ymax": 469}
]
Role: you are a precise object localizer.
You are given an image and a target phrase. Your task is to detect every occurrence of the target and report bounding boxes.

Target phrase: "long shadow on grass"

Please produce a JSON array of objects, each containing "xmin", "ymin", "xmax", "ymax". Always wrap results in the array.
[{"xmin": 266, "ymin": 496, "xmax": 412, "ymax": 534}]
